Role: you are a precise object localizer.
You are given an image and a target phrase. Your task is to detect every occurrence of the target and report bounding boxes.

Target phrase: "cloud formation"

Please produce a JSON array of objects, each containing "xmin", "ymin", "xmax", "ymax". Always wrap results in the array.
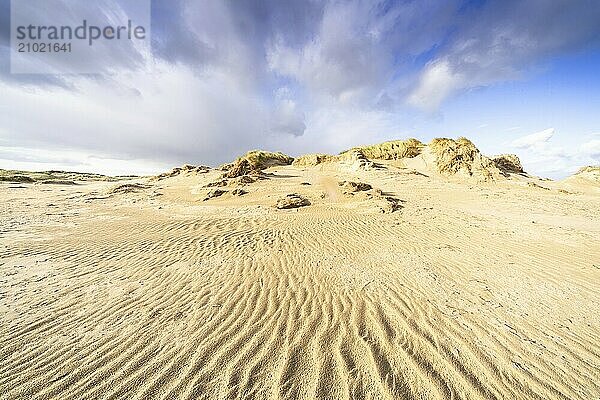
[
  {"xmin": 511, "ymin": 128, "xmax": 555, "ymax": 149},
  {"xmin": 409, "ymin": 0, "xmax": 600, "ymax": 109},
  {"xmin": 0, "ymin": 0, "xmax": 599, "ymax": 175},
  {"xmin": 510, "ymin": 128, "xmax": 600, "ymax": 178}
]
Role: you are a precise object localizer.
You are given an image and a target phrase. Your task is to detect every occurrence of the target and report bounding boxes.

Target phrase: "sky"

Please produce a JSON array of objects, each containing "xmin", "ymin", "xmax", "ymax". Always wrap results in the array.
[{"xmin": 1, "ymin": 0, "xmax": 599, "ymax": 179}]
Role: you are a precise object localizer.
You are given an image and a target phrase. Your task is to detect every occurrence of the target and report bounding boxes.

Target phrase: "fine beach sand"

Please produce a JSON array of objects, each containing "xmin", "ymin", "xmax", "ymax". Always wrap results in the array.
[{"xmin": 1, "ymin": 142, "xmax": 599, "ymax": 399}]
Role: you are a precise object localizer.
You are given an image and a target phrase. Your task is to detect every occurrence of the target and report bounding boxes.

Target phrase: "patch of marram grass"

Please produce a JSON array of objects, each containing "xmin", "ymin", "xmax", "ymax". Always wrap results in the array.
[
  {"xmin": 222, "ymin": 150, "xmax": 294, "ymax": 178},
  {"xmin": 429, "ymin": 137, "xmax": 478, "ymax": 173},
  {"xmin": 241, "ymin": 150, "xmax": 294, "ymax": 169},
  {"xmin": 0, "ymin": 174, "xmax": 35, "ymax": 183},
  {"xmin": 492, "ymin": 154, "xmax": 524, "ymax": 174},
  {"xmin": 154, "ymin": 165, "xmax": 211, "ymax": 180},
  {"xmin": 428, "ymin": 137, "xmax": 500, "ymax": 180},
  {"xmin": 292, "ymin": 154, "xmax": 338, "ymax": 167},
  {"xmin": 341, "ymin": 138, "xmax": 424, "ymax": 160},
  {"xmin": 109, "ymin": 183, "xmax": 151, "ymax": 194}
]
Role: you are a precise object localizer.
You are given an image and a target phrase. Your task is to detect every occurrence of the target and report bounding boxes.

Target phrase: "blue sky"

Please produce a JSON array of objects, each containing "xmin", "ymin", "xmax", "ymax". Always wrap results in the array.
[{"xmin": 0, "ymin": 0, "xmax": 599, "ymax": 178}]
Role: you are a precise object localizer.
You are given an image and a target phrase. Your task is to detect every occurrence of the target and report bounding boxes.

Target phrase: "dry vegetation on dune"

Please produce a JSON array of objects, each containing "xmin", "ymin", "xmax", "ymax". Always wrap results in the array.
[
  {"xmin": 572, "ymin": 165, "xmax": 600, "ymax": 181},
  {"xmin": 291, "ymin": 139, "xmax": 424, "ymax": 168},
  {"xmin": 154, "ymin": 137, "xmax": 524, "ymax": 183},
  {"xmin": 492, "ymin": 154, "xmax": 524, "ymax": 174},
  {"xmin": 341, "ymin": 138, "xmax": 424, "ymax": 160},
  {"xmin": 288, "ymin": 137, "xmax": 522, "ymax": 181},
  {"xmin": 222, "ymin": 151, "xmax": 294, "ymax": 178},
  {"xmin": 154, "ymin": 165, "xmax": 211, "ymax": 180},
  {"xmin": 109, "ymin": 183, "xmax": 151, "ymax": 194},
  {"xmin": 292, "ymin": 153, "xmax": 338, "ymax": 167},
  {"xmin": 577, "ymin": 165, "xmax": 600, "ymax": 173},
  {"xmin": 428, "ymin": 137, "xmax": 502, "ymax": 180},
  {"xmin": 228, "ymin": 150, "xmax": 294, "ymax": 170}
]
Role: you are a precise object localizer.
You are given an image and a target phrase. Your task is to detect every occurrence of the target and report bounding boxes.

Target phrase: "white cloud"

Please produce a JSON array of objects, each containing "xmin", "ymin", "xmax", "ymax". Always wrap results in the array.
[
  {"xmin": 407, "ymin": 1, "xmax": 600, "ymax": 110},
  {"xmin": 0, "ymin": 146, "xmax": 168, "ymax": 176},
  {"xmin": 267, "ymin": 1, "xmax": 389, "ymax": 103},
  {"xmin": 0, "ymin": 62, "xmax": 299, "ymax": 167},
  {"xmin": 511, "ymin": 128, "xmax": 555, "ymax": 149},
  {"xmin": 269, "ymin": 97, "xmax": 306, "ymax": 137},
  {"xmin": 506, "ymin": 128, "xmax": 599, "ymax": 179},
  {"xmin": 580, "ymin": 139, "xmax": 600, "ymax": 160},
  {"xmin": 407, "ymin": 60, "xmax": 463, "ymax": 110}
]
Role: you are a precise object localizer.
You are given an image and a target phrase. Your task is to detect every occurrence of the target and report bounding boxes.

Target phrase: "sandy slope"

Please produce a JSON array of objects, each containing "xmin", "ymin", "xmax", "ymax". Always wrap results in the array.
[{"xmin": 1, "ymin": 162, "xmax": 599, "ymax": 400}]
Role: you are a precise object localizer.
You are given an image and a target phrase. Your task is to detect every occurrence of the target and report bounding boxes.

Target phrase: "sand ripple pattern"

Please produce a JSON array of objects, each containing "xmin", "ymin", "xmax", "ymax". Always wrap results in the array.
[{"xmin": 1, "ymin": 206, "xmax": 599, "ymax": 400}]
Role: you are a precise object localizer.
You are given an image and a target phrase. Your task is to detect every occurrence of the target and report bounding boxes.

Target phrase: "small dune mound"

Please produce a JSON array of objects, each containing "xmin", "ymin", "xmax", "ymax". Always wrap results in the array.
[
  {"xmin": 203, "ymin": 189, "xmax": 227, "ymax": 201},
  {"xmin": 378, "ymin": 196, "xmax": 403, "ymax": 213},
  {"xmin": 2, "ymin": 169, "xmax": 133, "ymax": 184},
  {"xmin": 338, "ymin": 150, "xmax": 377, "ymax": 171},
  {"xmin": 231, "ymin": 188, "xmax": 248, "ymax": 196},
  {"xmin": 223, "ymin": 151, "xmax": 293, "ymax": 178},
  {"xmin": 243, "ymin": 150, "xmax": 294, "ymax": 169},
  {"xmin": 571, "ymin": 166, "xmax": 600, "ymax": 182},
  {"xmin": 155, "ymin": 165, "xmax": 210, "ymax": 180},
  {"xmin": 527, "ymin": 182, "xmax": 550, "ymax": 190},
  {"xmin": 0, "ymin": 175, "xmax": 36, "ymax": 183},
  {"xmin": 222, "ymin": 159, "xmax": 257, "ymax": 179},
  {"xmin": 40, "ymin": 180, "xmax": 77, "ymax": 185},
  {"xmin": 493, "ymin": 154, "xmax": 524, "ymax": 174},
  {"xmin": 367, "ymin": 189, "xmax": 403, "ymax": 213},
  {"xmin": 331, "ymin": 181, "xmax": 402, "ymax": 213},
  {"xmin": 230, "ymin": 175, "xmax": 257, "ymax": 185},
  {"xmin": 109, "ymin": 183, "xmax": 151, "ymax": 194},
  {"xmin": 558, "ymin": 189, "xmax": 574, "ymax": 194},
  {"xmin": 292, "ymin": 154, "xmax": 338, "ymax": 167},
  {"xmin": 204, "ymin": 179, "xmax": 228, "ymax": 188},
  {"xmin": 429, "ymin": 137, "xmax": 501, "ymax": 181},
  {"xmin": 276, "ymin": 194, "xmax": 310, "ymax": 209},
  {"xmin": 181, "ymin": 164, "xmax": 211, "ymax": 174},
  {"xmin": 342, "ymin": 138, "xmax": 424, "ymax": 160},
  {"xmin": 339, "ymin": 181, "xmax": 373, "ymax": 193}
]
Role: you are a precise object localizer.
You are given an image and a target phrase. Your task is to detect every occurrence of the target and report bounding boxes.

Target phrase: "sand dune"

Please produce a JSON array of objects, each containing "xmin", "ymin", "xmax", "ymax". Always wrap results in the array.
[{"xmin": 1, "ymin": 142, "xmax": 599, "ymax": 399}]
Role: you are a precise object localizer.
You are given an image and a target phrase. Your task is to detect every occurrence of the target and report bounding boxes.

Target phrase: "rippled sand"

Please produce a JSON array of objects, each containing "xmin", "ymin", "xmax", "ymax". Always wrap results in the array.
[{"xmin": 1, "ymin": 163, "xmax": 599, "ymax": 399}]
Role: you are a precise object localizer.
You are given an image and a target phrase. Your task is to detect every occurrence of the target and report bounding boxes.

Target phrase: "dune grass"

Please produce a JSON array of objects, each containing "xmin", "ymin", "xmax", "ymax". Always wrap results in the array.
[
  {"xmin": 222, "ymin": 151, "xmax": 294, "ymax": 178},
  {"xmin": 292, "ymin": 154, "xmax": 338, "ymax": 167},
  {"xmin": 341, "ymin": 138, "xmax": 424, "ymax": 160},
  {"xmin": 241, "ymin": 150, "xmax": 294, "ymax": 169},
  {"xmin": 492, "ymin": 154, "xmax": 524, "ymax": 173},
  {"xmin": 429, "ymin": 137, "xmax": 482, "ymax": 174},
  {"xmin": 428, "ymin": 137, "xmax": 502, "ymax": 181}
]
